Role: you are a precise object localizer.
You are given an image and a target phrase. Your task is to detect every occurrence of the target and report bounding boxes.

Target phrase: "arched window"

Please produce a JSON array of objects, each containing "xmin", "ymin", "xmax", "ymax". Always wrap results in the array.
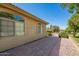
[{"xmin": 37, "ymin": 23, "xmax": 42, "ymax": 33}]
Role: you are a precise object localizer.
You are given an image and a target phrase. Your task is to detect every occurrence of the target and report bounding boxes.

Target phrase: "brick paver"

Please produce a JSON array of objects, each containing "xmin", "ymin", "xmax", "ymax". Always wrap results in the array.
[{"xmin": 0, "ymin": 34, "xmax": 79, "ymax": 56}]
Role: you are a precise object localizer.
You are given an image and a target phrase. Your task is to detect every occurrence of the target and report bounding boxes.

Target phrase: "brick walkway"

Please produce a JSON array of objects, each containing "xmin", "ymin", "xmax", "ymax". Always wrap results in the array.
[{"xmin": 0, "ymin": 34, "xmax": 79, "ymax": 56}]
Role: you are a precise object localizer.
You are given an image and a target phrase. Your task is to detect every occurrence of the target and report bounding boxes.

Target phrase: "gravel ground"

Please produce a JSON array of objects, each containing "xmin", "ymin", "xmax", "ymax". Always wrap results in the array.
[{"xmin": 0, "ymin": 34, "xmax": 79, "ymax": 56}]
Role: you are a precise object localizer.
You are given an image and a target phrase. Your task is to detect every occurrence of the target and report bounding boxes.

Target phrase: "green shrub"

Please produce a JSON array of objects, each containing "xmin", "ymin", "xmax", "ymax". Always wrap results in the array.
[
  {"xmin": 59, "ymin": 32, "xmax": 69, "ymax": 38},
  {"xmin": 47, "ymin": 31, "xmax": 52, "ymax": 36}
]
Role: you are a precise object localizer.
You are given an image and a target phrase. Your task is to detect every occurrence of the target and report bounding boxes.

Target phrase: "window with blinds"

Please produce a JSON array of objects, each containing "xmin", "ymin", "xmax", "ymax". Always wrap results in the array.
[{"xmin": 0, "ymin": 19, "xmax": 14, "ymax": 36}]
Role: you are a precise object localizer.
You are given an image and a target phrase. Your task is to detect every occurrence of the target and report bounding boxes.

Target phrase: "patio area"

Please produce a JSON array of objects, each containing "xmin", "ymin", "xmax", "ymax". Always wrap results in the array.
[{"xmin": 0, "ymin": 34, "xmax": 79, "ymax": 56}]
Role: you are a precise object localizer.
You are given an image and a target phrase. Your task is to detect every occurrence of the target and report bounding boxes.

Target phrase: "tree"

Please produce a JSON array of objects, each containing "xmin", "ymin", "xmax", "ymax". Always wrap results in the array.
[
  {"xmin": 61, "ymin": 4, "xmax": 79, "ymax": 37},
  {"xmin": 48, "ymin": 25, "xmax": 60, "ymax": 32},
  {"xmin": 65, "ymin": 27, "xmax": 72, "ymax": 33},
  {"xmin": 0, "ymin": 12, "xmax": 24, "ymax": 22},
  {"xmin": 68, "ymin": 13, "xmax": 79, "ymax": 37},
  {"xmin": 50, "ymin": 25, "xmax": 53, "ymax": 30},
  {"xmin": 0, "ymin": 12, "xmax": 16, "ymax": 19},
  {"xmin": 61, "ymin": 3, "xmax": 79, "ymax": 14},
  {"xmin": 52, "ymin": 25, "xmax": 60, "ymax": 32}
]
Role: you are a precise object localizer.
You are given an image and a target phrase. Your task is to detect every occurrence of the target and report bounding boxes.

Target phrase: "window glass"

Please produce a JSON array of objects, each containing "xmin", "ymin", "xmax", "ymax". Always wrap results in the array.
[
  {"xmin": 38, "ymin": 23, "xmax": 42, "ymax": 33},
  {"xmin": 0, "ymin": 20, "xmax": 14, "ymax": 36},
  {"xmin": 1, "ymin": 26, "xmax": 8, "ymax": 32},
  {"xmin": 15, "ymin": 21, "xmax": 24, "ymax": 36},
  {"xmin": 1, "ymin": 20, "xmax": 7, "ymax": 26},
  {"xmin": 32, "ymin": 25, "xmax": 35, "ymax": 30},
  {"xmin": 0, "ymin": 11, "xmax": 24, "ymax": 36}
]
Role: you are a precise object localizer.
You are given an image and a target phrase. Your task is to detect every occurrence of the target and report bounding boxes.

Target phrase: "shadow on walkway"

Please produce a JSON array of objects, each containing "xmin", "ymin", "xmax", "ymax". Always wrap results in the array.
[
  {"xmin": 0, "ymin": 36, "xmax": 61, "ymax": 56},
  {"xmin": 49, "ymin": 36, "xmax": 61, "ymax": 56}
]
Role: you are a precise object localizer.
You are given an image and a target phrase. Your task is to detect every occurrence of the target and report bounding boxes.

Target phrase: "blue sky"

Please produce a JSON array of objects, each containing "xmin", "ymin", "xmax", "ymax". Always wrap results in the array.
[{"xmin": 13, "ymin": 3, "xmax": 72, "ymax": 29}]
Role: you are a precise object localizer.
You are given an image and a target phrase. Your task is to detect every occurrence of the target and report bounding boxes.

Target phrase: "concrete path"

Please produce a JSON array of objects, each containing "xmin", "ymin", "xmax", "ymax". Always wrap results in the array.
[
  {"xmin": 59, "ymin": 38, "xmax": 79, "ymax": 56},
  {"xmin": 0, "ymin": 34, "xmax": 79, "ymax": 56}
]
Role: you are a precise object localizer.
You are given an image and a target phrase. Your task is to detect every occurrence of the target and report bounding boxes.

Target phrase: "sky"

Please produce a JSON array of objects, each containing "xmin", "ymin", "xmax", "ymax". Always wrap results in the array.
[{"xmin": 13, "ymin": 3, "xmax": 72, "ymax": 29}]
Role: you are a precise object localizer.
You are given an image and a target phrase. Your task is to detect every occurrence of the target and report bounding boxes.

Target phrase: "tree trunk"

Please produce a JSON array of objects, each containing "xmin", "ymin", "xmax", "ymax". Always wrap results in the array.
[{"xmin": 73, "ymin": 30, "xmax": 76, "ymax": 37}]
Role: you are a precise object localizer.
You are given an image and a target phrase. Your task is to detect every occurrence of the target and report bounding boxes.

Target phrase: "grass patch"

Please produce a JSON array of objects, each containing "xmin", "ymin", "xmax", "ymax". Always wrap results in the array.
[
  {"xmin": 70, "ymin": 34, "xmax": 79, "ymax": 46},
  {"xmin": 74, "ymin": 33, "xmax": 79, "ymax": 43},
  {"xmin": 74, "ymin": 37, "xmax": 79, "ymax": 43},
  {"xmin": 71, "ymin": 34, "xmax": 79, "ymax": 45}
]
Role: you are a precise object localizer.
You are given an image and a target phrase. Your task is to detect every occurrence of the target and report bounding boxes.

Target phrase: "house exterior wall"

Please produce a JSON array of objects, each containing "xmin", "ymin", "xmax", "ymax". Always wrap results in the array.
[{"xmin": 0, "ymin": 4, "xmax": 47, "ymax": 52}]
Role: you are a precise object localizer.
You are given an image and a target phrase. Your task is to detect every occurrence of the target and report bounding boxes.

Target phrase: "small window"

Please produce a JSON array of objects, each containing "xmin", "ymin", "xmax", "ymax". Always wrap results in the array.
[
  {"xmin": 37, "ymin": 23, "xmax": 42, "ymax": 33},
  {"xmin": 32, "ymin": 25, "xmax": 35, "ymax": 30}
]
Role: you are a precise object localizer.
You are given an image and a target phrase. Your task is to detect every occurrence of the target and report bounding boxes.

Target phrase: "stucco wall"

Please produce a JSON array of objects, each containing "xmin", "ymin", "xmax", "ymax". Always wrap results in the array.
[{"xmin": 0, "ymin": 6, "xmax": 47, "ymax": 52}]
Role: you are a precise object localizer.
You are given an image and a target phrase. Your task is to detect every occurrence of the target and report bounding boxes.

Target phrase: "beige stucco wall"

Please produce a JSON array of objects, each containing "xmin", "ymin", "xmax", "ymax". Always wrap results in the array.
[{"xmin": 0, "ymin": 5, "xmax": 47, "ymax": 52}]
